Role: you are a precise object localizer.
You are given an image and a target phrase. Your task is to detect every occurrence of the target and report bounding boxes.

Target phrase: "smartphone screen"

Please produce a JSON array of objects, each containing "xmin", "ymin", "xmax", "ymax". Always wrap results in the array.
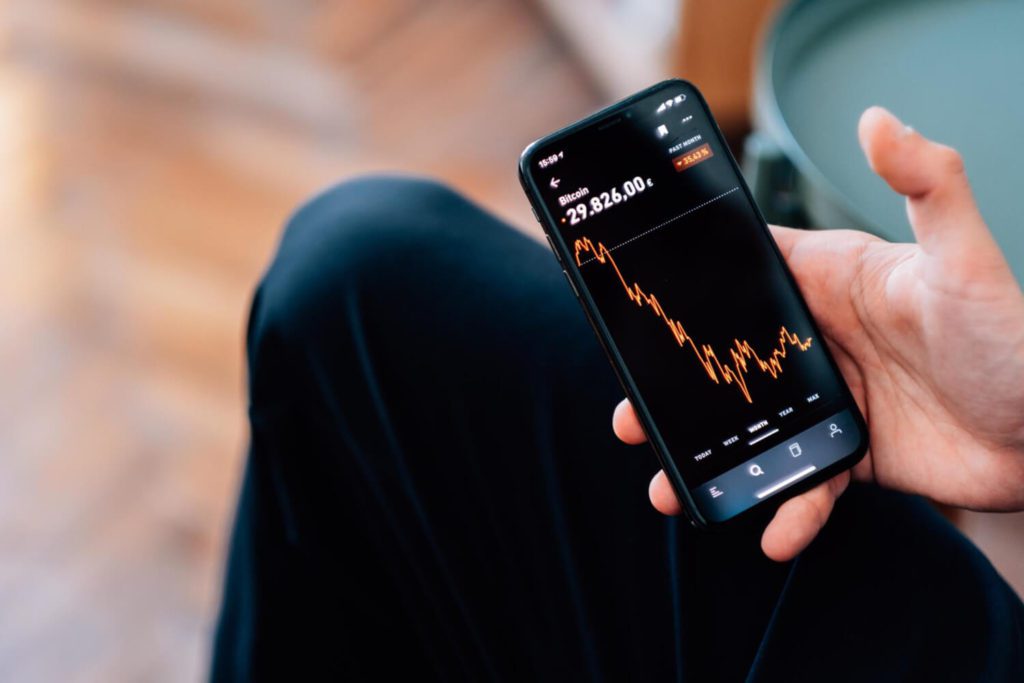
[{"xmin": 520, "ymin": 80, "xmax": 867, "ymax": 525}]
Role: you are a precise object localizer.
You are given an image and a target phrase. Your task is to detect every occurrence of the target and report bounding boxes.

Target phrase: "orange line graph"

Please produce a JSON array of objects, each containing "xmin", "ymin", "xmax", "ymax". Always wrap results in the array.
[{"xmin": 574, "ymin": 236, "xmax": 813, "ymax": 404}]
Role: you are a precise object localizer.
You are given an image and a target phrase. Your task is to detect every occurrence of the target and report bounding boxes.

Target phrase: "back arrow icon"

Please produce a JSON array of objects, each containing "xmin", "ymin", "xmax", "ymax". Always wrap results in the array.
[{"xmin": 549, "ymin": 177, "xmax": 560, "ymax": 189}]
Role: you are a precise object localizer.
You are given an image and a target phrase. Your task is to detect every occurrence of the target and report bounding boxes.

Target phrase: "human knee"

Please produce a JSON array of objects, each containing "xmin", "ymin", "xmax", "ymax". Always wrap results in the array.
[
  {"xmin": 256, "ymin": 174, "xmax": 468, "ymax": 338},
  {"xmin": 281, "ymin": 174, "xmax": 467, "ymax": 256}
]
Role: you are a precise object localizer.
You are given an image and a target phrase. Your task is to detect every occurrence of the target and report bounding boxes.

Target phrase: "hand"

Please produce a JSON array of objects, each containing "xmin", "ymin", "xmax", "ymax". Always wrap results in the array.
[{"xmin": 613, "ymin": 106, "xmax": 1024, "ymax": 561}]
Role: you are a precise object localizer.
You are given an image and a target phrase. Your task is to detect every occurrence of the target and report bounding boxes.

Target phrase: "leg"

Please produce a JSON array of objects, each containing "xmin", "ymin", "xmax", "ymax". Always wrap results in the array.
[
  {"xmin": 210, "ymin": 176, "xmax": 787, "ymax": 681},
  {"xmin": 749, "ymin": 485, "xmax": 1024, "ymax": 682},
  {"xmin": 211, "ymin": 176, "xmax": 1023, "ymax": 682}
]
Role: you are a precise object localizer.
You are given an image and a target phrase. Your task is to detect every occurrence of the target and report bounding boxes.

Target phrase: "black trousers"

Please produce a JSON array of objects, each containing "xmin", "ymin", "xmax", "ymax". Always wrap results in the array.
[{"xmin": 211, "ymin": 177, "xmax": 1024, "ymax": 682}]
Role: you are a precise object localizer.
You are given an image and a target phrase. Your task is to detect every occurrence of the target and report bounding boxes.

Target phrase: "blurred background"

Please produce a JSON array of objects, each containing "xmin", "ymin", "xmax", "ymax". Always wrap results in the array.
[{"xmin": 1, "ymin": 0, "xmax": 1021, "ymax": 680}]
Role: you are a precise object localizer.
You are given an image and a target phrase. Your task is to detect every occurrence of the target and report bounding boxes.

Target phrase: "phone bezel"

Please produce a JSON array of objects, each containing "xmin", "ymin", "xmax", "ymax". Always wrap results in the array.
[{"xmin": 518, "ymin": 79, "xmax": 869, "ymax": 529}]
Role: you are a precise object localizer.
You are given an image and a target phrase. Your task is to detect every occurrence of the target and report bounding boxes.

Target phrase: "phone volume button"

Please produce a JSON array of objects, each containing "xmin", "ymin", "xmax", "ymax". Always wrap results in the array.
[
  {"xmin": 546, "ymin": 234, "xmax": 562, "ymax": 262},
  {"xmin": 562, "ymin": 269, "xmax": 579, "ymax": 298}
]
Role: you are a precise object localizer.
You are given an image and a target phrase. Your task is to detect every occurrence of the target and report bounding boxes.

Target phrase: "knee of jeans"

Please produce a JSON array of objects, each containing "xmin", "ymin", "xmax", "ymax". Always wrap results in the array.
[{"xmin": 252, "ymin": 174, "xmax": 466, "ymax": 342}]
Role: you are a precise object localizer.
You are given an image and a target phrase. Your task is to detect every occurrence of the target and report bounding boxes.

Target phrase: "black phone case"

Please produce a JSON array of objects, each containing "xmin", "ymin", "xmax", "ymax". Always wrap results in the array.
[{"xmin": 518, "ymin": 79, "xmax": 868, "ymax": 529}]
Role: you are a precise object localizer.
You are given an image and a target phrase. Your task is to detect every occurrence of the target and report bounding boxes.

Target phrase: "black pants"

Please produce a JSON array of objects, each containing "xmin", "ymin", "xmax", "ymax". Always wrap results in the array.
[{"xmin": 211, "ymin": 177, "xmax": 1024, "ymax": 682}]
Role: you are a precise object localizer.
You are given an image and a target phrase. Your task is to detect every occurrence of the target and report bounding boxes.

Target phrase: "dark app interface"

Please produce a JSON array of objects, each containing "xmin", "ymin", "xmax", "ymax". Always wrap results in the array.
[{"xmin": 529, "ymin": 83, "xmax": 863, "ymax": 522}]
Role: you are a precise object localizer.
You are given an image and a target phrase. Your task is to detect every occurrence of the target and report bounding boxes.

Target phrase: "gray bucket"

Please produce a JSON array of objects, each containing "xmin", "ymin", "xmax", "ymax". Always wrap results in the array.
[{"xmin": 746, "ymin": 0, "xmax": 1024, "ymax": 282}]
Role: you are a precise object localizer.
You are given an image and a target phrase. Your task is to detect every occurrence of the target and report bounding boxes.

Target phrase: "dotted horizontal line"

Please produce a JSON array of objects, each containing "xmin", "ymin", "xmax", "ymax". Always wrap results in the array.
[{"xmin": 577, "ymin": 186, "xmax": 740, "ymax": 266}]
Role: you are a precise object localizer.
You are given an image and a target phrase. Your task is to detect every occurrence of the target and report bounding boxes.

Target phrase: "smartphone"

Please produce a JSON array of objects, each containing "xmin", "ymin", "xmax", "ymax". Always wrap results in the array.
[{"xmin": 519, "ymin": 80, "xmax": 868, "ymax": 528}]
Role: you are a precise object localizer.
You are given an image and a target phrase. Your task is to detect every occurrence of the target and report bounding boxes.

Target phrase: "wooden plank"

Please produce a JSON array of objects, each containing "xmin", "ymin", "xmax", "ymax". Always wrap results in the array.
[{"xmin": 672, "ymin": 0, "xmax": 780, "ymax": 135}]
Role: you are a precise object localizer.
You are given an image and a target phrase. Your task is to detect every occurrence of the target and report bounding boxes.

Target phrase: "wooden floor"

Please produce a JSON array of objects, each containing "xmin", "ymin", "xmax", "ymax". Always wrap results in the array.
[
  {"xmin": 0, "ymin": 1, "xmax": 598, "ymax": 680},
  {"xmin": 1, "ymin": 2, "xmax": 1021, "ymax": 681}
]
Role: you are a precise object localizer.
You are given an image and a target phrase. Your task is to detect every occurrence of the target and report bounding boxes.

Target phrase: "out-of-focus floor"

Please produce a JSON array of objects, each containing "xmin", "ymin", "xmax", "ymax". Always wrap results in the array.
[
  {"xmin": 0, "ymin": 1, "xmax": 598, "ymax": 680},
  {"xmin": 0, "ymin": 1, "xmax": 1021, "ymax": 681}
]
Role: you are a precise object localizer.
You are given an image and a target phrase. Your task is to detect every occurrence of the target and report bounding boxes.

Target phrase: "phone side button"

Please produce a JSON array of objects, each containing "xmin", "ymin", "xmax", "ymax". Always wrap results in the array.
[
  {"xmin": 562, "ymin": 269, "xmax": 579, "ymax": 298},
  {"xmin": 546, "ymin": 234, "xmax": 563, "ymax": 262}
]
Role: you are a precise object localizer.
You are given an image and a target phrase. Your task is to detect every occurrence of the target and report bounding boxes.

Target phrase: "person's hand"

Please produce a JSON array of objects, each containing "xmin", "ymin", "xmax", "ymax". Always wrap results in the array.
[{"xmin": 613, "ymin": 106, "xmax": 1024, "ymax": 561}]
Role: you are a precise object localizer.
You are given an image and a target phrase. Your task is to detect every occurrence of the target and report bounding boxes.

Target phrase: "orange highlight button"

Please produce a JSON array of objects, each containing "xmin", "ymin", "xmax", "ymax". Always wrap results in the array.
[{"xmin": 673, "ymin": 143, "xmax": 713, "ymax": 172}]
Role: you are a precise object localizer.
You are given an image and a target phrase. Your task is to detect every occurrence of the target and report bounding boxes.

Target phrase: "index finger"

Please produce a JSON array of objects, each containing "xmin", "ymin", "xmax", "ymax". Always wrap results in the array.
[
  {"xmin": 768, "ymin": 224, "xmax": 801, "ymax": 260},
  {"xmin": 612, "ymin": 398, "xmax": 647, "ymax": 445}
]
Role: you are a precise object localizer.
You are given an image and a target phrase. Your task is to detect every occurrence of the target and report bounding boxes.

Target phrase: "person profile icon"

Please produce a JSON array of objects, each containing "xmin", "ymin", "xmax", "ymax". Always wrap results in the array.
[{"xmin": 829, "ymin": 423, "xmax": 843, "ymax": 438}]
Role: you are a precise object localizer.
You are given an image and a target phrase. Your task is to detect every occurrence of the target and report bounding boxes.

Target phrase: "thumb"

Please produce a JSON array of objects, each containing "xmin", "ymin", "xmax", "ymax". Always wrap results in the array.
[
  {"xmin": 761, "ymin": 472, "xmax": 849, "ymax": 561},
  {"xmin": 857, "ymin": 106, "xmax": 1005, "ymax": 277}
]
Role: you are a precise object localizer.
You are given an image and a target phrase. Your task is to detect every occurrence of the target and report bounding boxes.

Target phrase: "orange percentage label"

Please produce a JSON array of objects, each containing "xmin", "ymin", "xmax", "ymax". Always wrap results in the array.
[{"xmin": 672, "ymin": 143, "xmax": 713, "ymax": 172}]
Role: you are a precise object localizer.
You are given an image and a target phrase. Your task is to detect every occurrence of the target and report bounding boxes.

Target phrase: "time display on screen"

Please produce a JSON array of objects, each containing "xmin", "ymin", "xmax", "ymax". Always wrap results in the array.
[{"xmin": 538, "ymin": 150, "xmax": 564, "ymax": 169}]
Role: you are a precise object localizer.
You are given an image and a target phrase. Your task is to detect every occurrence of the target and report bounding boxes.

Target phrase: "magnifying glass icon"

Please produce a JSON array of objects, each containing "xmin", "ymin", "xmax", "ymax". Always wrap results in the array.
[{"xmin": 748, "ymin": 464, "xmax": 765, "ymax": 477}]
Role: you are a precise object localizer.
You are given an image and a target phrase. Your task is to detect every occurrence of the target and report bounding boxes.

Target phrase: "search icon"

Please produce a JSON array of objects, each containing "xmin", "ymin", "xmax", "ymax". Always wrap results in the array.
[{"xmin": 748, "ymin": 464, "xmax": 765, "ymax": 477}]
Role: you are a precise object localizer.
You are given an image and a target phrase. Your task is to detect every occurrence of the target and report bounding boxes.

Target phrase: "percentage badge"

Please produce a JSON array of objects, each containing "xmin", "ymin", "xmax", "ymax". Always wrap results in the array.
[{"xmin": 672, "ymin": 143, "xmax": 713, "ymax": 172}]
